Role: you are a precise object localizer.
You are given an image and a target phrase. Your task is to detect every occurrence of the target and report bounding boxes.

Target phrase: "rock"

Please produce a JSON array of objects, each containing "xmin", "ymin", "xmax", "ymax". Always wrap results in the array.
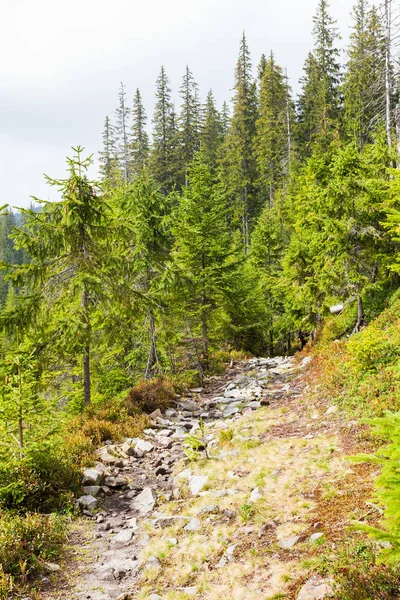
[
  {"xmin": 326, "ymin": 405, "xmax": 338, "ymax": 415},
  {"xmin": 149, "ymin": 409, "xmax": 162, "ymax": 419},
  {"xmin": 153, "ymin": 515, "xmax": 189, "ymax": 528},
  {"xmin": 120, "ymin": 441, "xmax": 135, "ymax": 456},
  {"xmin": 300, "ymin": 356, "xmax": 312, "ymax": 368},
  {"xmin": 104, "ymin": 476, "xmax": 128, "ymax": 488},
  {"xmin": 184, "ymin": 518, "xmax": 201, "ymax": 532},
  {"xmin": 131, "ymin": 487, "xmax": 157, "ymax": 514},
  {"xmin": 155, "ymin": 465, "xmax": 169, "ymax": 476},
  {"xmin": 82, "ymin": 468, "xmax": 103, "ymax": 486},
  {"xmin": 190, "ymin": 388, "xmax": 203, "ymax": 393},
  {"xmin": 44, "ymin": 561, "xmax": 61, "ymax": 572},
  {"xmin": 148, "ymin": 595, "xmax": 162, "ymax": 600},
  {"xmin": 278, "ymin": 535, "xmax": 300, "ymax": 549},
  {"xmin": 111, "ymin": 529, "xmax": 135, "ymax": 544},
  {"xmin": 133, "ymin": 447, "xmax": 145, "ymax": 459},
  {"xmin": 165, "ymin": 408, "xmax": 177, "ymax": 418},
  {"xmin": 310, "ymin": 532, "xmax": 324, "ymax": 543},
  {"xmin": 83, "ymin": 485, "xmax": 101, "ymax": 497},
  {"xmin": 94, "ymin": 462, "xmax": 110, "ymax": 476},
  {"xmin": 178, "ymin": 587, "xmax": 198, "ymax": 596},
  {"xmin": 145, "ymin": 555, "xmax": 161, "ymax": 570},
  {"xmin": 78, "ymin": 495, "xmax": 98, "ymax": 511},
  {"xmin": 178, "ymin": 399, "xmax": 199, "ymax": 411},
  {"xmin": 98, "ymin": 568, "xmax": 116, "ymax": 581},
  {"xmin": 168, "ymin": 537, "xmax": 177, "ymax": 545},
  {"xmin": 159, "ymin": 429, "xmax": 173, "ymax": 437},
  {"xmin": 135, "ymin": 439, "xmax": 154, "ymax": 454},
  {"xmin": 188, "ymin": 475, "xmax": 208, "ymax": 495},
  {"xmin": 197, "ymin": 504, "xmax": 220, "ymax": 516},
  {"xmin": 247, "ymin": 401, "xmax": 261, "ymax": 409},
  {"xmin": 156, "ymin": 435, "xmax": 173, "ymax": 449},
  {"xmin": 297, "ymin": 576, "xmax": 333, "ymax": 600},
  {"xmin": 223, "ymin": 406, "xmax": 240, "ymax": 417},
  {"xmin": 126, "ymin": 517, "xmax": 138, "ymax": 530},
  {"xmin": 250, "ymin": 487, "xmax": 263, "ymax": 502}
]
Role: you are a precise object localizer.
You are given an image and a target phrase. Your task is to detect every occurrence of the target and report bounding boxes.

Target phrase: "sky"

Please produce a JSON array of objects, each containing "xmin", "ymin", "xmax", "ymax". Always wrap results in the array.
[{"xmin": 1, "ymin": 0, "xmax": 354, "ymax": 208}]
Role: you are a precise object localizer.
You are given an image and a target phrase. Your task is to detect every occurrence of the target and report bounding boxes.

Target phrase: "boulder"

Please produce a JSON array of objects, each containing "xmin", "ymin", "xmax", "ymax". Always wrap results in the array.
[
  {"xmin": 83, "ymin": 486, "xmax": 101, "ymax": 497},
  {"xmin": 111, "ymin": 529, "xmax": 135, "ymax": 544},
  {"xmin": 297, "ymin": 576, "xmax": 333, "ymax": 600},
  {"xmin": 278, "ymin": 535, "xmax": 300, "ymax": 549},
  {"xmin": 188, "ymin": 475, "xmax": 208, "ymax": 495},
  {"xmin": 250, "ymin": 487, "xmax": 263, "ymax": 502},
  {"xmin": 78, "ymin": 495, "xmax": 98, "ymax": 511},
  {"xmin": 131, "ymin": 487, "xmax": 157, "ymax": 514},
  {"xmin": 184, "ymin": 518, "xmax": 201, "ymax": 532},
  {"xmin": 82, "ymin": 468, "xmax": 103, "ymax": 486},
  {"xmin": 135, "ymin": 439, "xmax": 154, "ymax": 454}
]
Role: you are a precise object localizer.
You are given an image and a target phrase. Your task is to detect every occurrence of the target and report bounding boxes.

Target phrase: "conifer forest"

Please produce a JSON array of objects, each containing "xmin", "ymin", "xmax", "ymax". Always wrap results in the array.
[{"xmin": 5, "ymin": 0, "xmax": 400, "ymax": 598}]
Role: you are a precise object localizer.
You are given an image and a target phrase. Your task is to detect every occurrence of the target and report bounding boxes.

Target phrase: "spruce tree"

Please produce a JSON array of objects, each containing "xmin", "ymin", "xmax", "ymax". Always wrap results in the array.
[
  {"xmin": 178, "ymin": 66, "xmax": 201, "ymax": 186},
  {"xmin": 6, "ymin": 148, "xmax": 114, "ymax": 406},
  {"xmin": 150, "ymin": 66, "xmax": 177, "ymax": 195},
  {"xmin": 171, "ymin": 151, "xmax": 241, "ymax": 368},
  {"xmin": 343, "ymin": 1, "xmax": 386, "ymax": 148},
  {"xmin": 255, "ymin": 52, "xmax": 293, "ymax": 207},
  {"xmin": 99, "ymin": 116, "xmax": 117, "ymax": 182},
  {"xmin": 219, "ymin": 32, "xmax": 258, "ymax": 249},
  {"xmin": 297, "ymin": 0, "xmax": 341, "ymax": 153},
  {"xmin": 129, "ymin": 88, "xmax": 149, "ymax": 179},
  {"xmin": 200, "ymin": 90, "xmax": 223, "ymax": 170},
  {"xmin": 115, "ymin": 82, "xmax": 130, "ymax": 182}
]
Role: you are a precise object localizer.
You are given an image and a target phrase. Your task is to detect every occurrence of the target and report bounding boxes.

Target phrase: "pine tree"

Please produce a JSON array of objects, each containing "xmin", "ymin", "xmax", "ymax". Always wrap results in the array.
[
  {"xmin": 129, "ymin": 89, "xmax": 149, "ymax": 178},
  {"xmin": 297, "ymin": 0, "xmax": 341, "ymax": 153},
  {"xmin": 115, "ymin": 82, "xmax": 130, "ymax": 182},
  {"xmin": 99, "ymin": 116, "xmax": 117, "ymax": 182},
  {"xmin": 255, "ymin": 52, "xmax": 293, "ymax": 207},
  {"xmin": 200, "ymin": 90, "xmax": 222, "ymax": 169},
  {"xmin": 343, "ymin": 1, "xmax": 386, "ymax": 148},
  {"xmin": 178, "ymin": 66, "xmax": 201, "ymax": 186},
  {"xmin": 257, "ymin": 53, "xmax": 268, "ymax": 84},
  {"xmin": 220, "ymin": 101, "xmax": 230, "ymax": 138},
  {"xmin": 150, "ymin": 66, "xmax": 177, "ymax": 195},
  {"xmin": 219, "ymin": 32, "xmax": 258, "ymax": 249}
]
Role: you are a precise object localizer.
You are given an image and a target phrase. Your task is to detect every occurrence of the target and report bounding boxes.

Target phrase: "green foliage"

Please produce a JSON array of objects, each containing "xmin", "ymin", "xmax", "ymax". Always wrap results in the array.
[
  {"xmin": 0, "ymin": 511, "xmax": 66, "ymax": 584},
  {"xmin": 325, "ymin": 539, "xmax": 400, "ymax": 599}
]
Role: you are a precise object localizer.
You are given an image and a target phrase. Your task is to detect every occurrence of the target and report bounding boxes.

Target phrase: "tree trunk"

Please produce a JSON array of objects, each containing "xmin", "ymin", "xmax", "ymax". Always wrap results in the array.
[
  {"xmin": 353, "ymin": 296, "xmax": 365, "ymax": 334},
  {"xmin": 145, "ymin": 309, "xmax": 158, "ymax": 379},
  {"xmin": 82, "ymin": 288, "xmax": 91, "ymax": 406},
  {"xmin": 385, "ymin": 0, "xmax": 392, "ymax": 152},
  {"xmin": 17, "ymin": 357, "xmax": 23, "ymax": 456}
]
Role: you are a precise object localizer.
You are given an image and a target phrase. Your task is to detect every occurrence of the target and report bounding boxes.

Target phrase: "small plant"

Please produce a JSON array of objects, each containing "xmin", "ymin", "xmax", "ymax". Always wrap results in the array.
[
  {"xmin": 239, "ymin": 503, "xmax": 255, "ymax": 522},
  {"xmin": 219, "ymin": 428, "xmax": 234, "ymax": 443},
  {"xmin": 184, "ymin": 418, "xmax": 210, "ymax": 460}
]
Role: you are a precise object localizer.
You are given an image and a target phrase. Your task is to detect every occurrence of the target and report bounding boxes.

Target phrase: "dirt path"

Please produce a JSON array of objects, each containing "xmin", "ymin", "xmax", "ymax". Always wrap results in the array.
[{"xmin": 40, "ymin": 356, "xmax": 377, "ymax": 600}]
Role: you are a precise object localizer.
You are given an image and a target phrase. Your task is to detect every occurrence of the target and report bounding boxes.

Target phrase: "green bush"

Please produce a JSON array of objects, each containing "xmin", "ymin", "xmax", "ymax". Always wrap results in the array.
[
  {"xmin": 126, "ymin": 377, "xmax": 177, "ymax": 413},
  {"xmin": 0, "ymin": 442, "xmax": 81, "ymax": 512},
  {"xmin": 326, "ymin": 539, "xmax": 400, "ymax": 599},
  {"xmin": 0, "ymin": 511, "xmax": 66, "ymax": 592}
]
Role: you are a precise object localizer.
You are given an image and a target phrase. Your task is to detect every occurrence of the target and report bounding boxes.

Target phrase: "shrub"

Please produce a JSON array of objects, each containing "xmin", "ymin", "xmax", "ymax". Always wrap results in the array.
[
  {"xmin": 0, "ymin": 511, "xmax": 66, "ymax": 590},
  {"xmin": 326, "ymin": 539, "xmax": 400, "ymax": 599},
  {"xmin": 126, "ymin": 377, "xmax": 177, "ymax": 414},
  {"xmin": 0, "ymin": 442, "xmax": 81, "ymax": 512}
]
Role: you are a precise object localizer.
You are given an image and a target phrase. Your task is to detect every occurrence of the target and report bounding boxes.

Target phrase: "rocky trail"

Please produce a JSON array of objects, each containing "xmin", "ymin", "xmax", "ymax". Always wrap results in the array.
[{"xmin": 41, "ymin": 355, "xmax": 376, "ymax": 600}]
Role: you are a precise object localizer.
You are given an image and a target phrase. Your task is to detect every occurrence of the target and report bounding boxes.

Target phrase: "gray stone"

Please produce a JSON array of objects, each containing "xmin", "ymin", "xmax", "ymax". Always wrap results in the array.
[
  {"xmin": 78, "ymin": 495, "xmax": 98, "ymax": 511},
  {"xmin": 111, "ymin": 529, "xmax": 135, "ymax": 544},
  {"xmin": 135, "ymin": 439, "xmax": 154, "ymax": 453},
  {"xmin": 104, "ymin": 476, "xmax": 128, "ymax": 488},
  {"xmin": 197, "ymin": 504, "xmax": 220, "ymax": 516},
  {"xmin": 120, "ymin": 441, "xmax": 135, "ymax": 456},
  {"xmin": 297, "ymin": 576, "xmax": 333, "ymax": 600},
  {"xmin": 131, "ymin": 487, "xmax": 157, "ymax": 514},
  {"xmin": 278, "ymin": 535, "xmax": 300, "ymax": 549},
  {"xmin": 188, "ymin": 475, "xmax": 208, "ymax": 495},
  {"xmin": 250, "ymin": 487, "xmax": 263, "ymax": 502},
  {"xmin": 148, "ymin": 595, "xmax": 163, "ymax": 600},
  {"xmin": 326, "ymin": 405, "xmax": 338, "ymax": 415},
  {"xmin": 145, "ymin": 555, "xmax": 161, "ymax": 570},
  {"xmin": 184, "ymin": 518, "xmax": 201, "ymax": 532},
  {"xmin": 83, "ymin": 485, "xmax": 101, "ymax": 497},
  {"xmin": 153, "ymin": 515, "xmax": 189, "ymax": 528},
  {"xmin": 223, "ymin": 406, "xmax": 240, "ymax": 417},
  {"xmin": 165, "ymin": 408, "xmax": 177, "ymax": 418},
  {"xmin": 159, "ymin": 429, "xmax": 173, "ymax": 437},
  {"xmin": 155, "ymin": 435, "xmax": 173, "ymax": 449},
  {"xmin": 44, "ymin": 562, "xmax": 61, "ymax": 572},
  {"xmin": 310, "ymin": 532, "xmax": 324, "ymax": 543},
  {"xmin": 82, "ymin": 468, "xmax": 103, "ymax": 486}
]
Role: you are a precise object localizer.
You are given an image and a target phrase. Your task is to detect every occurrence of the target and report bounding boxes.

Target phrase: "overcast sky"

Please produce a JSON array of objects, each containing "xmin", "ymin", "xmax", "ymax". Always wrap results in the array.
[{"xmin": 1, "ymin": 0, "xmax": 354, "ymax": 208}]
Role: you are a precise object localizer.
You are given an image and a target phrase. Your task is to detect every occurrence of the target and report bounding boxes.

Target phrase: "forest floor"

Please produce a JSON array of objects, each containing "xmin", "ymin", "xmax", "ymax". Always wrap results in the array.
[{"xmin": 38, "ymin": 355, "xmax": 379, "ymax": 600}]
